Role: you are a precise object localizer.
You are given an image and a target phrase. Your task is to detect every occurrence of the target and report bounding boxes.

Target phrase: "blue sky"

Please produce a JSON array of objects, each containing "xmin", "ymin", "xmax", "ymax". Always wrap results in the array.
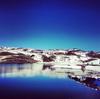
[{"xmin": 0, "ymin": 0, "xmax": 100, "ymax": 50}]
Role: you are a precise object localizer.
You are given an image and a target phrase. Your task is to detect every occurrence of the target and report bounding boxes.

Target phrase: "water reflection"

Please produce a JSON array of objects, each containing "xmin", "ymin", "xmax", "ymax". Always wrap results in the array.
[
  {"xmin": 68, "ymin": 76, "xmax": 100, "ymax": 91},
  {"xmin": 0, "ymin": 63, "xmax": 43, "ymax": 77},
  {"xmin": 0, "ymin": 63, "xmax": 100, "ymax": 90},
  {"xmin": 42, "ymin": 64, "xmax": 53, "ymax": 70},
  {"xmin": 0, "ymin": 63, "xmax": 67, "ymax": 78},
  {"xmin": 0, "ymin": 63, "xmax": 100, "ymax": 78}
]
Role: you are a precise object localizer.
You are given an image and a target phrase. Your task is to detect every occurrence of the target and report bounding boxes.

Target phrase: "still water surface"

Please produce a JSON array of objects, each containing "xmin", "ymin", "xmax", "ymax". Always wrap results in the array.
[{"xmin": 0, "ymin": 63, "xmax": 100, "ymax": 99}]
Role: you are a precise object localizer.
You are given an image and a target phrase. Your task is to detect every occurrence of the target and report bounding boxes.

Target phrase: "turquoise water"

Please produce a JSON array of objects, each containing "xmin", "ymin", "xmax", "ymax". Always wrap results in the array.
[{"xmin": 0, "ymin": 64, "xmax": 100, "ymax": 99}]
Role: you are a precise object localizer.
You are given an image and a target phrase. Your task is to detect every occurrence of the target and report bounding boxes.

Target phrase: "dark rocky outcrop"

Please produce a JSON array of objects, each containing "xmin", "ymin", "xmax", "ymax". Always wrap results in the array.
[
  {"xmin": 54, "ymin": 52, "xmax": 65, "ymax": 55},
  {"xmin": 65, "ymin": 51, "xmax": 77, "ymax": 55},
  {"xmin": 0, "ymin": 52, "xmax": 15, "ymax": 56},
  {"xmin": 42, "ymin": 55, "xmax": 56, "ymax": 62},
  {"xmin": 0, "ymin": 53, "xmax": 38, "ymax": 64},
  {"xmin": 86, "ymin": 51, "xmax": 100, "ymax": 58}
]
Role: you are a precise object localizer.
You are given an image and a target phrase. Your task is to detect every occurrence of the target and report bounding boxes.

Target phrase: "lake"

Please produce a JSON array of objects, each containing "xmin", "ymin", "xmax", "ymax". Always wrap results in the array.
[{"xmin": 0, "ymin": 63, "xmax": 100, "ymax": 99}]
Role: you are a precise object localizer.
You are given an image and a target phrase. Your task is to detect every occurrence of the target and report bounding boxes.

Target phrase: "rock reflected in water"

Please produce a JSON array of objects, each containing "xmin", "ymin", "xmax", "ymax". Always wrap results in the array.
[
  {"xmin": 0, "ymin": 63, "xmax": 67, "ymax": 78},
  {"xmin": 0, "ymin": 63, "xmax": 100, "ymax": 91},
  {"xmin": 68, "ymin": 75, "xmax": 100, "ymax": 91},
  {"xmin": 42, "ymin": 63, "xmax": 55, "ymax": 70}
]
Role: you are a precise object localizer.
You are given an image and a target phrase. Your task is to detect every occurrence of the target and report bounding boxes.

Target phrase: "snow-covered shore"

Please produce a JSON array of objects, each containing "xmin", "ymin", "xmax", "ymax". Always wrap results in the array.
[{"xmin": 0, "ymin": 47, "xmax": 100, "ymax": 66}]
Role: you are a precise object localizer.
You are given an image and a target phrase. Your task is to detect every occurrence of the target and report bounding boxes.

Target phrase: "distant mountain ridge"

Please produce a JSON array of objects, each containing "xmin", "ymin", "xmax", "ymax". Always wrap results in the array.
[{"xmin": 0, "ymin": 47, "xmax": 100, "ymax": 65}]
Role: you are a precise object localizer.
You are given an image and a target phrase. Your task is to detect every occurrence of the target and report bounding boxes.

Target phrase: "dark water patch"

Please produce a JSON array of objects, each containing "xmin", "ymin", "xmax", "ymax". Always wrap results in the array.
[{"xmin": 0, "ymin": 77, "xmax": 100, "ymax": 99}]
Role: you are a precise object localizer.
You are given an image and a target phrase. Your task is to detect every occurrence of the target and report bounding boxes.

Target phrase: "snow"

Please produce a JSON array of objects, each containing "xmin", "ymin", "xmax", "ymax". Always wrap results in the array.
[{"xmin": 0, "ymin": 47, "xmax": 100, "ymax": 66}]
